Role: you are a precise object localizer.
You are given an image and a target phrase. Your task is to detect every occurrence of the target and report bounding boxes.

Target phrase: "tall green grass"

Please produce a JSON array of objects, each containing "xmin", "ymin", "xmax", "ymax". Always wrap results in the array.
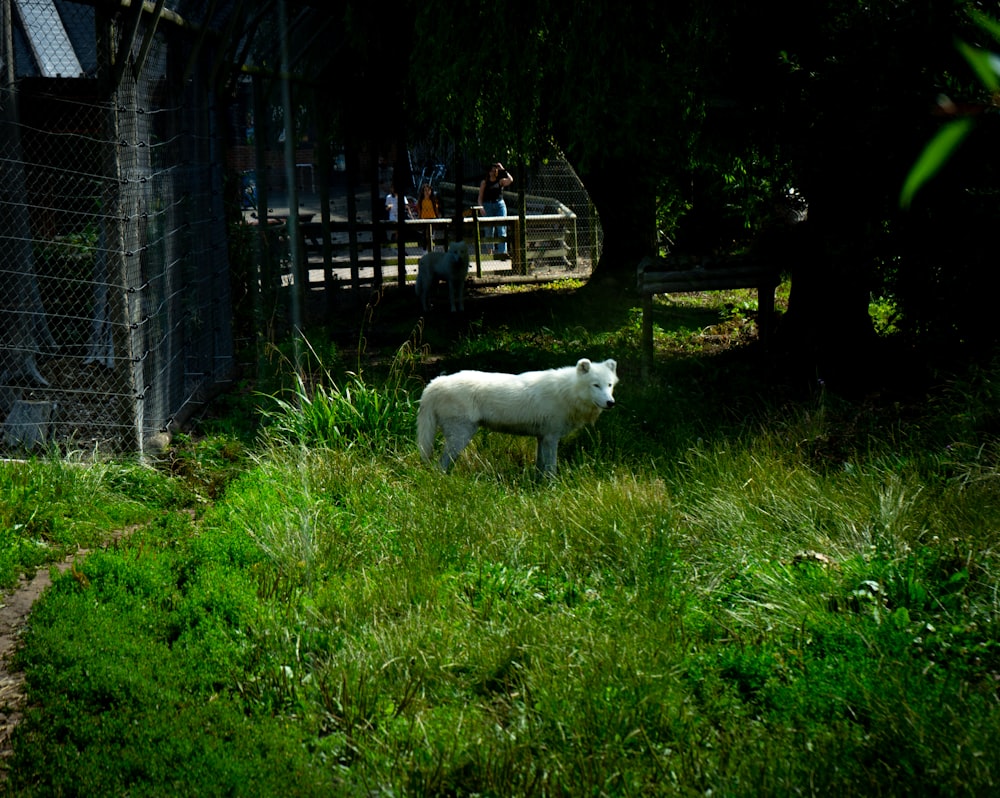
[{"xmin": 6, "ymin": 317, "xmax": 1000, "ymax": 795}]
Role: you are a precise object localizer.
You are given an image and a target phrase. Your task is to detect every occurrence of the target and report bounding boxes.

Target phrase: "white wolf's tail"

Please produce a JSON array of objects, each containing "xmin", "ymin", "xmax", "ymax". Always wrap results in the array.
[{"xmin": 416, "ymin": 394, "xmax": 438, "ymax": 464}]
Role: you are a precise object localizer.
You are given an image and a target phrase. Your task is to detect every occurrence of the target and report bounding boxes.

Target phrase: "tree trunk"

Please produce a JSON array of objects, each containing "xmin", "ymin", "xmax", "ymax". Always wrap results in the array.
[
  {"xmin": 576, "ymin": 158, "xmax": 657, "ymax": 293},
  {"xmin": 776, "ymin": 205, "xmax": 879, "ymax": 387}
]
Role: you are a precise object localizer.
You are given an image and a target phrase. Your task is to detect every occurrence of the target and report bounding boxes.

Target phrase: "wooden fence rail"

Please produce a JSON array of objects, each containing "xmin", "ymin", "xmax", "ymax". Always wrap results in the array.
[
  {"xmin": 279, "ymin": 207, "xmax": 579, "ymax": 292},
  {"xmin": 637, "ymin": 255, "xmax": 780, "ymax": 378}
]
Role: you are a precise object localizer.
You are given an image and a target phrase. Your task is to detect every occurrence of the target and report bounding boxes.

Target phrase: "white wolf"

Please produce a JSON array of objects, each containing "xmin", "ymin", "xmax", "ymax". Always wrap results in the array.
[
  {"xmin": 415, "ymin": 240, "xmax": 471, "ymax": 312},
  {"xmin": 417, "ymin": 358, "xmax": 618, "ymax": 475}
]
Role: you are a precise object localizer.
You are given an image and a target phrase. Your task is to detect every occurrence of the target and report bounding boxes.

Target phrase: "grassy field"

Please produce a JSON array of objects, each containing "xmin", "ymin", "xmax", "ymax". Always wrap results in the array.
[{"xmin": 3, "ymin": 284, "xmax": 999, "ymax": 796}]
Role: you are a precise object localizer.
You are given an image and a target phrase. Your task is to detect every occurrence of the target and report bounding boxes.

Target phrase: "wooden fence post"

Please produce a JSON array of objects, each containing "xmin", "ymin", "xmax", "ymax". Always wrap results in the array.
[{"xmin": 469, "ymin": 206, "xmax": 483, "ymax": 278}]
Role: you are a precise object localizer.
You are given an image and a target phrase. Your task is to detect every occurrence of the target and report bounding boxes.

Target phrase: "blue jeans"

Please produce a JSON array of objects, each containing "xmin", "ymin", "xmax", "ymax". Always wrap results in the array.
[{"xmin": 483, "ymin": 199, "xmax": 507, "ymax": 254}]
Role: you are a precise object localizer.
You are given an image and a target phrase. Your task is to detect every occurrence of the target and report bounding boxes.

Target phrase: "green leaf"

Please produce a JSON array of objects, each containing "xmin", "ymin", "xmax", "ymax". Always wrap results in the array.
[
  {"xmin": 899, "ymin": 118, "xmax": 974, "ymax": 209},
  {"xmin": 956, "ymin": 40, "xmax": 1000, "ymax": 92}
]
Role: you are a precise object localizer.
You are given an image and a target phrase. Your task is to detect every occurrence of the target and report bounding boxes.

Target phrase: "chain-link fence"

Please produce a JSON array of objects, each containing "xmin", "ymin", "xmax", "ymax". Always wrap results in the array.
[
  {"xmin": 0, "ymin": 0, "xmax": 234, "ymax": 457},
  {"xmin": 531, "ymin": 151, "xmax": 604, "ymax": 278},
  {"xmin": 525, "ymin": 149, "xmax": 602, "ymax": 275}
]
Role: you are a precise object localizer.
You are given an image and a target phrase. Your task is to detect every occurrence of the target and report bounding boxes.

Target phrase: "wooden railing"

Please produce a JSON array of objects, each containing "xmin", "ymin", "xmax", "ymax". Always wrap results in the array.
[
  {"xmin": 637, "ymin": 254, "xmax": 780, "ymax": 378},
  {"xmin": 262, "ymin": 191, "xmax": 582, "ymax": 293}
]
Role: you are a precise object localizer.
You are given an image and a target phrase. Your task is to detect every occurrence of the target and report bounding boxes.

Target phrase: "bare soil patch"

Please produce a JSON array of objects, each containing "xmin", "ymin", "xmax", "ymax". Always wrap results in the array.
[{"xmin": 0, "ymin": 553, "xmax": 78, "ymax": 776}]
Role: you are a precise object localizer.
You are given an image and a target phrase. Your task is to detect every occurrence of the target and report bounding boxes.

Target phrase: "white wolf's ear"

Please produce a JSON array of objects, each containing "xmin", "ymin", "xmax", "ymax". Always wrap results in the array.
[
  {"xmin": 576, "ymin": 358, "xmax": 592, "ymax": 374},
  {"xmin": 604, "ymin": 359, "xmax": 617, "ymax": 374}
]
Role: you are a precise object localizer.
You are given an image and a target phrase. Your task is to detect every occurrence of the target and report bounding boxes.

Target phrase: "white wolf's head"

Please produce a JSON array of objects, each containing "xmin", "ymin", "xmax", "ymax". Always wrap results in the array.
[
  {"xmin": 447, "ymin": 241, "xmax": 470, "ymax": 272},
  {"xmin": 577, "ymin": 358, "xmax": 618, "ymax": 410}
]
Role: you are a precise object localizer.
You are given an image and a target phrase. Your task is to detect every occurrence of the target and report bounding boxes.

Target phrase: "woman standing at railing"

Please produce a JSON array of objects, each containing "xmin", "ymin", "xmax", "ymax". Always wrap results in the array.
[{"xmin": 478, "ymin": 162, "xmax": 513, "ymax": 260}]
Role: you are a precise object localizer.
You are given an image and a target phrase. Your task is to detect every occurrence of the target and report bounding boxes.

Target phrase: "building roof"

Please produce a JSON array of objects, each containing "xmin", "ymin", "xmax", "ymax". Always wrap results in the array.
[
  {"xmin": 11, "ymin": 0, "xmax": 245, "ymax": 81},
  {"xmin": 12, "ymin": 0, "xmax": 96, "ymax": 78}
]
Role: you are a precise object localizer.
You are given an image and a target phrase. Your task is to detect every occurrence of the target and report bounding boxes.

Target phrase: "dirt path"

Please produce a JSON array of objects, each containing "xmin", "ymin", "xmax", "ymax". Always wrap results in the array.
[
  {"xmin": 0, "ymin": 519, "xmax": 160, "ymax": 779},
  {"xmin": 0, "ymin": 530, "xmax": 127, "ymax": 781},
  {"xmin": 0, "ymin": 553, "xmax": 80, "ymax": 777}
]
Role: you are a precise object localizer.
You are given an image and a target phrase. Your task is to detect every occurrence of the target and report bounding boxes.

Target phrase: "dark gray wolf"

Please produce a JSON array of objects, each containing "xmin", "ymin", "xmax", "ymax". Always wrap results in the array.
[
  {"xmin": 415, "ymin": 241, "xmax": 470, "ymax": 312},
  {"xmin": 417, "ymin": 358, "xmax": 619, "ymax": 475}
]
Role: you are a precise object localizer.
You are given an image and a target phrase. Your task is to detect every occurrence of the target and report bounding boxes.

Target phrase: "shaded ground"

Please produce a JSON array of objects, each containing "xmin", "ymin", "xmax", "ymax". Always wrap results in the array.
[{"xmin": 316, "ymin": 271, "xmax": 747, "ymax": 372}]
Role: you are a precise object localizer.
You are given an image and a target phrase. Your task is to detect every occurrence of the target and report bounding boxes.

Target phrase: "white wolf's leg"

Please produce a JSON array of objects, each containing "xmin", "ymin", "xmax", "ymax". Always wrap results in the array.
[
  {"xmin": 417, "ymin": 402, "xmax": 438, "ymax": 463},
  {"xmin": 439, "ymin": 420, "xmax": 477, "ymax": 471},
  {"xmin": 536, "ymin": 435, "xmax": 560, "ymax": 475}
]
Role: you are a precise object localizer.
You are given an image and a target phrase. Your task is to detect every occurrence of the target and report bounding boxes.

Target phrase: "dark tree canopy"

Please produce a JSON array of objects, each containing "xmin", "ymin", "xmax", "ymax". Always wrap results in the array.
[
  {"xmin": 409, "ymin": 1, "xmax": 709, "ymax": 276},
  {"xmin": 295, "ymin": 0, "xmax": 999, "ymax": 377}
]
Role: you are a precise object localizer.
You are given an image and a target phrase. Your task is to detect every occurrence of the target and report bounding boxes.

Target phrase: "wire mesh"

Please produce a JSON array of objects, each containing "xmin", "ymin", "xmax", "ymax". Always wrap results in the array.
[
  {"xmin": 0, "ymin": 0, "xmax": 233, "ymax": 456},
  {"xmin": 526, "ymin": 149, "xmax": 603, "ymax": 275}
]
